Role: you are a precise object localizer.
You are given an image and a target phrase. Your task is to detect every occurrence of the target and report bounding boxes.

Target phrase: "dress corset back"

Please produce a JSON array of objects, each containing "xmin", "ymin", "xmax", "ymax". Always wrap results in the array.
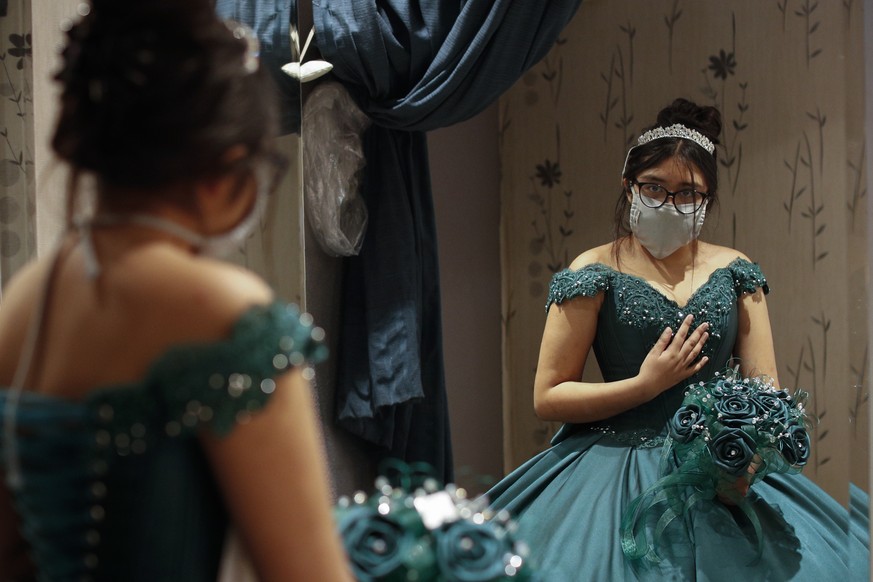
[{"xmin": 0, "ymin": 302, "xmax": 326, "ymax": 581}]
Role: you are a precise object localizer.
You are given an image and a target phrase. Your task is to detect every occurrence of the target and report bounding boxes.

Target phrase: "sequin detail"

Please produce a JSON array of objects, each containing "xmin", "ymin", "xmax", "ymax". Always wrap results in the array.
[
  {"xmin": 589, "ymin": 425, "xmax": 666, "ymax": 449},
  {"xmin": 0, "ymin": 301, "xmax": 325, "ymax": 580},
  {"xmin": 546, "ymin": 258, "xmax": 768, "ymax": 357},
  {"xmin": 89, "ymin": 302, "xmax": 328, "ymax": 442},
  {"xmin": 546, "ymin": 263, "xmax": 612, "ymax": 310}
]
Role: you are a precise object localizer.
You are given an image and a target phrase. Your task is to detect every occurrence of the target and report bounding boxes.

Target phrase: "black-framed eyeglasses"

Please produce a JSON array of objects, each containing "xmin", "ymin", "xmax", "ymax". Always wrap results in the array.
[{"xmin": 630, "ymin": 180, "xmax": 709, "ymax": 214}]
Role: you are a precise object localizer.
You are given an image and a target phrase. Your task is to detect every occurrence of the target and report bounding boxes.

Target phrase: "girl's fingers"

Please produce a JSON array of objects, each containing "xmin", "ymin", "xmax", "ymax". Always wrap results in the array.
[
  {"xmin": 690, "ymin": 355, "xmax": 709, "ymax": 373},
  {"xmin": 652, "ymin": 326, "xmax": 673, "ymax": 353},
  {"xmin": 681, "ymin": 331, "xmax": 709, "ymax": 363},
  {"xmin": 671, "ymin": 314, "xmax": 694, "ymax": 344}
]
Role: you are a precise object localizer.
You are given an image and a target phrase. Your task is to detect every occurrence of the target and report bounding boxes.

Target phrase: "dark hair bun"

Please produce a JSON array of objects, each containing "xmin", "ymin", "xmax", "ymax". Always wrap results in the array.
[
  {"xmin": 655, "ymin": 98, "xmax": 721, "ymax": 146},
  {"xmin": 52, "ymin": 0, "xmax": 278, "ymax": 189}
]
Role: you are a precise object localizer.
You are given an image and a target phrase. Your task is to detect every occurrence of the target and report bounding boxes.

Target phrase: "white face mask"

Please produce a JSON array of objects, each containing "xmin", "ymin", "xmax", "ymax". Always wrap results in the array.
[
  {"xmin": 194, "ymin": 183, "xmax": 267, "ymax": 258},
  {"xmin": 124, "ymin": 182, "xmax": 267, "ymax": 257},
  {"xmin": 80, "ymin": 164, "xmax": 272, "ymax": 278},
  {"xmin": 628, "ymin": 187, "xmax": 707, "ymax": 259}
]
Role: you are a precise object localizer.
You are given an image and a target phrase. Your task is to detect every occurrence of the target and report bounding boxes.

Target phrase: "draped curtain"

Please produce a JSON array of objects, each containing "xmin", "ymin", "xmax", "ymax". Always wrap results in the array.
[
  {"xmin": 216, "ymin": 0, "xmax": 583, "ymax": 482},
  {"xmin": 313, "ymin": 0, "xmax": 583, "ymax": 481}
]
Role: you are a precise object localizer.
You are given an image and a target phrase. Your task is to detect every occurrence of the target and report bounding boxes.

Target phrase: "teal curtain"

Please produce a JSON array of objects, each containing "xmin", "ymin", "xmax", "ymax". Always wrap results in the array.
[
  {"xmin": 214, "ymin": 0, "xmax": 301, "ymax": 134},
  {"xmin": 315, "ymin": 0, "xmax": 583, "ymax": 482}
]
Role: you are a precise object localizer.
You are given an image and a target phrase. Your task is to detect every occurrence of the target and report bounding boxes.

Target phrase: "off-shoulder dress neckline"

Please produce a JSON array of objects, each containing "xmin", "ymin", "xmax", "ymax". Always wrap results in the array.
[{"xmin": 571, "ymin": 256, "xmax": 752, "ymax": 310}]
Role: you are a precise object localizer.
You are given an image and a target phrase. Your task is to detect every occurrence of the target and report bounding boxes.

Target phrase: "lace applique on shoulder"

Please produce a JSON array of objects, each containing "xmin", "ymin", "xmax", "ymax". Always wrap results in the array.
[
  {"xmin": 544, "ymin": 258, "xmax": 766, "ymax": 356},
  {"xmin": 546, "ymin": 264, "xmax": 612, "ymax": 311},
  {"xmin": 726, "ymin": 257, "xmax": 769, "ymax": 296},
  {"xmin": 90, "ymin": 302, "xmax": 327, "ymax": 451}
]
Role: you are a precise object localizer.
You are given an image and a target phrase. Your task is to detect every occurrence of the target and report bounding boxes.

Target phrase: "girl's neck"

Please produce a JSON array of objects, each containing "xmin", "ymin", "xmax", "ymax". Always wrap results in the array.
[{"xmin": 629, "ymin": 236, "xmax": 699, "ymax": 275}]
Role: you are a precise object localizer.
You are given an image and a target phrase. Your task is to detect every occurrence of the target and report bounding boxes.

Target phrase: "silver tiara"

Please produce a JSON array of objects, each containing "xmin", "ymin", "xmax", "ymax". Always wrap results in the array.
[{"xmin": 636, "ymin": 124, "xmax": 715, "ymax": 154}]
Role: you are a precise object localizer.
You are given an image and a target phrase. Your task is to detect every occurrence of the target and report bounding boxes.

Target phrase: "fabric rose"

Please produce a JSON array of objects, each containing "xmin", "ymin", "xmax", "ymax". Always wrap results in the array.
[
  {"xmin": 622, "ymin": 369, "xmax": 813, "ymax": 566},
  {"xmin": 667, "ymin": 404, "xmax": 705, "ymax": 444},
  {"xmin": 336, "ymin": 504, "xmax": 429, "ymax": 580},
  {"xmin": 708, "ymin": 379, "xmax": 735, "ymax": 398},
  {"xmin": 713, "ymin": 394, "xmax": 759, "ymax": 427},
  {"xmin": 709, "ymin": 427, "xmax": 757, "ymax": 476},
  {"xmin": 778, "ymin": 425, "xmax": 811, "ymax": 467},
  {"xmin": 751, "ymin": 392, "xmax": 790, "ymax": 426},
  {"xmin": 435, "ymin": 520, "xmax": 508, "ymax": 582}
]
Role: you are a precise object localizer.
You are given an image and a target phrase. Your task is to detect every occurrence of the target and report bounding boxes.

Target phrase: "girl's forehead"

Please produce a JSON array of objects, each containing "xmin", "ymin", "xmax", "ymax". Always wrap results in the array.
[{"xmin": 639, "ymin": 156, "xmax": 705, "ymax": 184}]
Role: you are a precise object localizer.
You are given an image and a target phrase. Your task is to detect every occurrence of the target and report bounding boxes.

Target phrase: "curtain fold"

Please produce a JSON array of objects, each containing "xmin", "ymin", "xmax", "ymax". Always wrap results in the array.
[
  {"xmin": 313, "ymin": 0, "xmax": 583, "ymax": 482},
  {"xmin": 314, "ymin": 1, "xmax": 583, "ymax": 131}
]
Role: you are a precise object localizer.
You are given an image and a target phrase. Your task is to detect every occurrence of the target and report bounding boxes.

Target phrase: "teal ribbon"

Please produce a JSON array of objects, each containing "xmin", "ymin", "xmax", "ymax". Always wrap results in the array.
[{"xmin": 621, "ymin": 449, "xmax": 767, "ymax": 566}]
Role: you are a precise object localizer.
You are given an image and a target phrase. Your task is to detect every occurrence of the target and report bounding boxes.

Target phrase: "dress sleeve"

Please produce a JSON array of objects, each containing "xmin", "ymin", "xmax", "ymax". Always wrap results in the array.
[
  {"xmin": 545, "ymin": 264, "xmax": 611, "ymax": 311},
  {"xmin": 727, "ymin": 258, "xmax": 770, "ymax": 296},
  {"xmin": 150, "ymin": 302, "xmax": 327, "ymax": 437}
]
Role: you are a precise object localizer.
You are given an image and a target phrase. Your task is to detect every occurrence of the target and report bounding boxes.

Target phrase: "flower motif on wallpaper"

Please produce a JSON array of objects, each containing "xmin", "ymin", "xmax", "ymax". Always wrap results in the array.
[
  {"xmin": 0, "ymin": 27, "xmax": 34, "ymax": 275},
  {"xmin": 0, "ymin": 30, "xmax": 33, "ymax": 176},
  {"xmin": 707, "ymin": 49, "xmax": 736, "ymax": 80},
  {"xmin": 528, "ymin": 158, "xmax": 574, "ymax": 290},
  {"xmin": 535, "ymin": 159, "xmax": 562, "ymax": 188},
  {"xmin": 7, "ymin": 33, "xmax": 30, "ymax": 70},
  {"xmin": 699, "ymin": 16, "xmax": 750, "ymax": 240}
]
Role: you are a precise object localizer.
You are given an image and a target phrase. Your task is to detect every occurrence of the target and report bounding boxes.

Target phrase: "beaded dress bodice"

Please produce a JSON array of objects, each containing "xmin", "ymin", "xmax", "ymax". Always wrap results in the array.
[
  {"xmin": 546, "ymin": 257, "xmax": 768, "ymax": 446},
  {"xmin": 0, "ymin": 302, "xmax": 326, "ymax": 582}
]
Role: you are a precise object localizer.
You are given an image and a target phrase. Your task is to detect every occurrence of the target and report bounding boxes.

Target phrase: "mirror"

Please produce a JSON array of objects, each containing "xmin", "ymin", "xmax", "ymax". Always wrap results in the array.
[
  {"xmin": 296, "ymin": 1, "xmax": 871, "ymax": 513},
  {"xmin": 496, "ymin": 0, "xmax": 865, "ymax": 510}
]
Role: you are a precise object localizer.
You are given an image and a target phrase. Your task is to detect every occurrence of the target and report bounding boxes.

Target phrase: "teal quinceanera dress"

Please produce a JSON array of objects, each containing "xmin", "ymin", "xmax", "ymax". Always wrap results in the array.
[
  {"xmin": 0, "ymin": 302, "xmax": 326, "ymax": 581},
  {"xmin": 487, "ymin": 258, "xmax": 870, "ymax": 581}
]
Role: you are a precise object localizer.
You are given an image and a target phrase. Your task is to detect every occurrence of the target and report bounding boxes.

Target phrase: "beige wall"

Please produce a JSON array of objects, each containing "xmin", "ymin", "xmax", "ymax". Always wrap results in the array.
[
  {"xmin": 0, "ymin": 0, "xmax": 77, "ymax": 287},
  {"xmin": 430, "ymin": 104, "xmax": 503, "ymax": 495},
  {"xmin": 31, "ymin": 0, "xmax": 78, "ymax": 254}
]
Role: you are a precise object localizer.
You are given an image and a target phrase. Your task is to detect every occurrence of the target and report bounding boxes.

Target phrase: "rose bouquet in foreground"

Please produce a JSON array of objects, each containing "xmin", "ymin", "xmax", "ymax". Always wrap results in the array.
[
  {"xmin": 621, "ymin": 367, "xmax": 812, "ymax": 563},
  {"xmin": 335, "ymin": 463, "xmax": 536, "ymax": 582}
]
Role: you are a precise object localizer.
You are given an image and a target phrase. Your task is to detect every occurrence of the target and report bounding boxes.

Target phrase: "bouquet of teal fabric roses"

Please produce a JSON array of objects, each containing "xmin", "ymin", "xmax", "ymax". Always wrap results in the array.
[
  {"xmin": 621, "ymin": 367, "xmax": 811, "ymax": 563},
  {"xmin": 335, "ymin": 462, "xmax": 536, "ymax": 582}
]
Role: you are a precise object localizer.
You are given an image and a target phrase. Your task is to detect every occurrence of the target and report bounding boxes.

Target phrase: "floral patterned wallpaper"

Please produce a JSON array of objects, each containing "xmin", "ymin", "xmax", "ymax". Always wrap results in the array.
[
  {"xmin": 0, "ymin": 0, "xmax": 33, "ymax": 298},
  {"xmin": 499, "ymin": 0, "xmax": 866, "ymax": 502}
]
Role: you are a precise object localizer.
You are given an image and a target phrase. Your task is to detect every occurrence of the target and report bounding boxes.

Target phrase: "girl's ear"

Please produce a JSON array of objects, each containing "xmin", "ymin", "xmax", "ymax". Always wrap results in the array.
[{"xmin": 193, "ymin": 144, "xmax": 251, "ymax": 222}]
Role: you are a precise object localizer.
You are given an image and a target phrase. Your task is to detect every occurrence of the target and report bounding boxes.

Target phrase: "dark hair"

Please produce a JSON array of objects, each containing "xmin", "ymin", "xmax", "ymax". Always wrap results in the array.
[
  {"xmin": 52, "ymin": 0, "xmax": 278, "ymax": 210},
  {"xmin": 613, "ymin": 98, "xmax": 721, "ymax": 246}
]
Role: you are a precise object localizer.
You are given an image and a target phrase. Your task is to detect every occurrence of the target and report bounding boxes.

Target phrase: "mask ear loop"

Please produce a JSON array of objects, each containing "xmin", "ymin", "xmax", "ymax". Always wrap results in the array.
[
  {"xmin": 620, "ymin": 145, "xmax": 637, "ymax": 179},
  {"xmin": 3, "ymin": 247, "xmax": 65, "ymax": 490}
]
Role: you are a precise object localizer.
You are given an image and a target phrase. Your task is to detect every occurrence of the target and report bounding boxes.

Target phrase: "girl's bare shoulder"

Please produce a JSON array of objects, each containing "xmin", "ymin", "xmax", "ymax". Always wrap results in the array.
[
  {"xmin": 697, "ymin": 241, "xmax": 753, "ymax": 267},
  {"xmin": 568, "ymin": 242, "xmax": 616, "ymax": 271}
]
